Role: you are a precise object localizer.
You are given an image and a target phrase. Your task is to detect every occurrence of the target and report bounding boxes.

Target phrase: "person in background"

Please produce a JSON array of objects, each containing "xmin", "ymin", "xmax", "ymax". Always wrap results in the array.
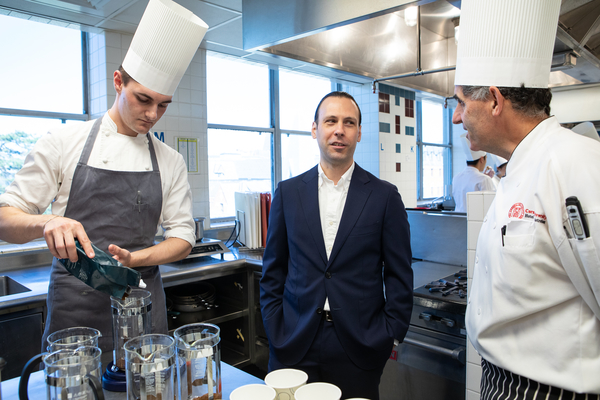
[
  {"xmin": 490, "ymin": 155, "xmax": 508, "ymax": 188},
  {"xmin": 260, "ymin": 91, "xmax": 413, "ymax": 399},
  {"xmin": 0, "ymin": 0, "xmax": 207, "ymax": 354},
  {"xmin": 571, "ymin": 121, "xmax": 600, "ymax": 142},
  {"xmin": 451, "ymin": 134, "xmax": 496, "ymax": 213},
  {"xmin": 454, "ymin": 0, "xmax": 600, "ymax": 398}
]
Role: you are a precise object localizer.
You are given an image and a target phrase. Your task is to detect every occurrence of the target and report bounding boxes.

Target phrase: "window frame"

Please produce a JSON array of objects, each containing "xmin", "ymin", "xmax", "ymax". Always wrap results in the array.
[
  {"xmin": 0, "ymin": 30, "xmax": 89, "ymax": 122},
  {"xmin": 416, "ymin": 98, "xmax": 453, "ymax": 201}
]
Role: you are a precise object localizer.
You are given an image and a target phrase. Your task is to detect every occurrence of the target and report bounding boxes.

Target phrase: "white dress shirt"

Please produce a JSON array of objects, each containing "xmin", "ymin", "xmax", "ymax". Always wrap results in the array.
[
  {"xmin": 0, "ymin": 113, "xmax": 195, "ymax": 247},
  {"xmin": 318, "ymin": 162, "xmax": 354, "ymax": 311}
]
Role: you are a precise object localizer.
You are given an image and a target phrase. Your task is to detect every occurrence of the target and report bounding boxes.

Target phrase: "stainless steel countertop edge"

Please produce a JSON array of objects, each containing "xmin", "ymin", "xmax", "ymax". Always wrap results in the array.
[{"xmin": 0, "ymin": 252, "xmax": 264, "ymax": 313}]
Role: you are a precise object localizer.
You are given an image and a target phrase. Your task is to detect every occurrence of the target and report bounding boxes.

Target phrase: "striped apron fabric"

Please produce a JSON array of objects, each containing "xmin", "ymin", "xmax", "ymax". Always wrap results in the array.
[{"xmin": 481, "ymin": 359, "xmax": 600, "ymax": 400}]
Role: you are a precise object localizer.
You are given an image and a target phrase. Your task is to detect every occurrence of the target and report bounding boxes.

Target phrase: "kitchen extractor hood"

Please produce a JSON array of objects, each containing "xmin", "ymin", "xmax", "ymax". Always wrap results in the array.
[{"xmin": 242, "ymin": 0, "xmax": 600, "ymax": 97}]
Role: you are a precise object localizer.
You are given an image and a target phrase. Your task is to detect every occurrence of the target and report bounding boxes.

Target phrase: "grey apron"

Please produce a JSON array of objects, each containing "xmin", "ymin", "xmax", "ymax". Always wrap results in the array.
[{"xmin": 42, "ymin": 117, "xmax": 168, "ymax": 354}]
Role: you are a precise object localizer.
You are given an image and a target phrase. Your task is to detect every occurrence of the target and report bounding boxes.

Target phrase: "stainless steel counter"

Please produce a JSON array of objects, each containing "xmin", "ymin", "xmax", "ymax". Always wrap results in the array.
[{"xmin": 0, "ymin": 249, "xmax": 263, "ymax": 313}]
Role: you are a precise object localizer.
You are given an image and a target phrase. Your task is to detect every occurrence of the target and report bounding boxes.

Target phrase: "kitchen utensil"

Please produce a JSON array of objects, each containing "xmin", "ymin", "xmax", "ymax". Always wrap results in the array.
[
  {"xmin": 110, "ymin": 289, "xmax": 152, "ymax": 371},
  {"xmin": 174, "ymin": 323, "xmax": 222, "ymax": 400},
  {"xmin": 264, "ymin": 368, "xmax": 307, "ymax": 399},
  {"xmin": 230, "ymin": 384, "xmax": 276, "ymax": 400},
  {"xmin": 46, "ymin": 327, "xmax": 102, "ymax": 352},
  {"xmin": 194, "ymin": 217, "xmax": 205, "ymax": 241},
  {"xmin": 124, "ymin": 334, "xmax": 176, "ymax": 400},
  {"xmin": 19, "ymin": 347, "xmax": 104, "ymax": 400},
  {"xmin": 294, "ymin": 382, "xmax": 341, "ymax": 400}
]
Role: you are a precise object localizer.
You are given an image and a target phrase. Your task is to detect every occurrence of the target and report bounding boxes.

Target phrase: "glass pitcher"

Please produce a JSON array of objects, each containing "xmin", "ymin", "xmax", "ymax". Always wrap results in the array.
[
  {"xmin": 174, "ymin": 323, "xmax": 222, "ymax": 400},
  {"xmin": 111, "ymin": 289, "xmax": 152, "ymax": 371},
  {"xmin": 19, "ymin": 346, "xmax": 104, "ymax": 400},
  {"xmin": 124, "ymin": 334, "xmax": 176, "ymax": 400},
  {"xmin": 46, "ymin": 326, "xmax": 102, "ymax": 352}
]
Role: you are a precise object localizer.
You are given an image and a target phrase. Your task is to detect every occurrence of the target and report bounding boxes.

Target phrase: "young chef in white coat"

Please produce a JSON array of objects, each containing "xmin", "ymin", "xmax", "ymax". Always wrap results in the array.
[
  {"xmin": 0, "ymin": 0, "xmax": 207, "ymax": 354},
  {"xmin": 453, "ymin": 0, "xmax": 600, "ymax": 398},
  {"xmin": 451, "ymin": 134, "xmax": 495, "ymax": 213}
]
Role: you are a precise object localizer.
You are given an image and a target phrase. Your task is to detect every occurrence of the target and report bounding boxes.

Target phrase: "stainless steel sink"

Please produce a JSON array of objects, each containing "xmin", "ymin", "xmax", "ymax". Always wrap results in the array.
[{"xmin": 0, "ymin": 276, "xmax": 31, "ymax": 297}]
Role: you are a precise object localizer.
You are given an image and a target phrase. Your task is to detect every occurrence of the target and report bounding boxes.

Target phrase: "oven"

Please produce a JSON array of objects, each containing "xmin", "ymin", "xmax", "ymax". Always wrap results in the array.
[{"xmin": 379, "ymin": 209, "xmax": 468, "ymax": 400}]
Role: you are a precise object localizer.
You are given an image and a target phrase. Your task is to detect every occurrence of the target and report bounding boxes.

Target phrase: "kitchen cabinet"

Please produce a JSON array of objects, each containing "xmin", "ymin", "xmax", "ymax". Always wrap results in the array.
[
  {"xmin": 165, "ymin": 268, "xmax": 253, "ymax": 368},
  {"xmin": 0, "ymin": 304, "xmax": 45, "ymax": 380}
]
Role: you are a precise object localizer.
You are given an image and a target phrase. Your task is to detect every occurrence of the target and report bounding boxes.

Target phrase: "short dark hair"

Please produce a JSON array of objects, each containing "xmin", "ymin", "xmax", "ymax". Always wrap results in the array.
[
  {"xmin": 118, "ymin": 65, "xmax": 136, "ymax": 86},
  {"xmin": 314, "ymin": 91, "xmax": 362, "ymax": 126},
  {"xmin": 461, "ymin": 84, "xmax": 552, "ymax": 119}
]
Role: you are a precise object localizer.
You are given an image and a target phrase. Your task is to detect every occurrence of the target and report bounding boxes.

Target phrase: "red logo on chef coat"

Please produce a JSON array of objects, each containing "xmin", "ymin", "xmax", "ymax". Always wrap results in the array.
[{"xmin": 508, "ymin": 203, "xmax": 525, "ymax": 219}]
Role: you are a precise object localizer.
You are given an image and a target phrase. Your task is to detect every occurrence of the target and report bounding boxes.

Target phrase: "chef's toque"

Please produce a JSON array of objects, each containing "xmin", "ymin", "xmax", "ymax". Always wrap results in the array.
[
  {"xmin": 460, "ymin": 134, "xmax": 486, "ymax": 161},
  {"xmin": 122, "ymin": 0, "xmax": 208, "ymax": 96},
  {"xmin": 571, "ymin": 122, "xmax": 600, "ymax": 142},
  {"xmin": 454, "ymin": 0, "xmax": 561, "ymax": 88},
  {"xmin": 491, "ymin": 155, "xmax": 508, "ymax": 168}
]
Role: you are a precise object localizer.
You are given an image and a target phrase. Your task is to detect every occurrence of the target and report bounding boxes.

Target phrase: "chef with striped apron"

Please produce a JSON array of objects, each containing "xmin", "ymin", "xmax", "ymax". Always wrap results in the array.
[{"xmin": 454, "ymin": 0, "xmax": 600, "ymax": 399}]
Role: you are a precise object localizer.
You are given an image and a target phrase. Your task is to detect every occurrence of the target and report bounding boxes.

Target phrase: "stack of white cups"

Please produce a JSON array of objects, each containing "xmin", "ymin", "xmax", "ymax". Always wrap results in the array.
[{"xmin": 229, "ymin": 367, "xmax": 372, "ymax": 400}]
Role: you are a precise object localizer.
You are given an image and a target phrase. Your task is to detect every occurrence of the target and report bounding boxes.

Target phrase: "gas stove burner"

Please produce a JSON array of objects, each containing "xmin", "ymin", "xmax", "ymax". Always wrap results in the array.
[{"xmin": 425, "ymin": 278, "xmax": 467, "ymax": 298}]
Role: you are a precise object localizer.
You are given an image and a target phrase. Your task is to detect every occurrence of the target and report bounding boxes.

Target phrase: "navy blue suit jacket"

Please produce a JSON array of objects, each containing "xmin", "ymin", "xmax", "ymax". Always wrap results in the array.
[{"xmin": 260, "ymin": 164, "xmax": 413, "ymax": 370}]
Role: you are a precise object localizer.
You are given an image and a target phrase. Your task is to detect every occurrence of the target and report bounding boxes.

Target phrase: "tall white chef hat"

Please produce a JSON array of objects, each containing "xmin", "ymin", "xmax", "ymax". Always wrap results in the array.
[
  {"xmin": 571, "ymin": 122, "xmax": 600, "ymax": 142},
  {"xmin": 454, "ymin": 0, "xmax": 561, "ymax": 88},
  {"xmin": 460, "ymin": 134, "xmax": 486, "ymax": 161},
  {"xmin": 122, "ymin": 0, "xmax": 208, "ymax": 96}
]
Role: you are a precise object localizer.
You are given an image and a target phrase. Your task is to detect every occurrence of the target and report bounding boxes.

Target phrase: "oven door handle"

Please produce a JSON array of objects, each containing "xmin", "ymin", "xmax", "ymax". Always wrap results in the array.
[{"xmin": 402, "ymin": 337, "xmax": 466, "ymax": 365}]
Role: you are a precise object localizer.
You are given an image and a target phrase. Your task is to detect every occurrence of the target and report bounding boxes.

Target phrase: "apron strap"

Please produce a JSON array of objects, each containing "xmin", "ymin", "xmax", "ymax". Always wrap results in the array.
[
  {"xmin": 146, "ymin": 133, "xmax": 160, "ymax": 172},
  {"xmin": 77, "ymin": 118, "xmax": 103, "ymax": 165}
]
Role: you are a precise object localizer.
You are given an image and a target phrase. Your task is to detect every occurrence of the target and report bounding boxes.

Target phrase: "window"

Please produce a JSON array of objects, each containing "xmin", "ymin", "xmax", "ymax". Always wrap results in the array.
[
  {"xmin": 208, "ymin": 129, "xmax": 272, "ymax": 218},
  {"xmin": 281, "ymin": 134, "xmax": 320, "ymax": 180},
  {"xmin": 207, "ymin": 53, "xmax": 273, "ymax": 219},
  {"xmin": 418, "ymin": 99, "xmax": 450, "ymax": 200},
  {"xmin": 279, "ymin": 69, "xmax": 331, "ymax": 131},
  {"xmin": 207, "ymin": 52, "xmax": 270, "ymax": 128},
  {"xmin": 395, "ymin": 115, "xmax": 401, "ymax": 134},
  {"xmin": 0, "ymin": 15, "xmax": 86, "ymax": 197},
  {"xmin": 279, "ymin": 69, "xmax": 330, "ymax": 180}
]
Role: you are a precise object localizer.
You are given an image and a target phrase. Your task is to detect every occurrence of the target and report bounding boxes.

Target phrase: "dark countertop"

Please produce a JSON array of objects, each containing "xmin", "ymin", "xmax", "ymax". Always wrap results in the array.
[{"xmin": 2, "ymin": 361, "xmax": 264, "ymax": 399}]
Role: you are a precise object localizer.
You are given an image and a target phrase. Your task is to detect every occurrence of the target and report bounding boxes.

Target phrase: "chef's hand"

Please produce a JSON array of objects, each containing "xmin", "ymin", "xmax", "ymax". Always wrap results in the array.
[
  {"xmin": 484, "ymin": 166, "xmax": 495, "ymax": 178},
  {"xmin": 109, "ymin": 244, "xmax": 132, "ymax": 267},
  {"xmin": 43, "ymin": 216, "xmax": 94, "ymax": 262}
]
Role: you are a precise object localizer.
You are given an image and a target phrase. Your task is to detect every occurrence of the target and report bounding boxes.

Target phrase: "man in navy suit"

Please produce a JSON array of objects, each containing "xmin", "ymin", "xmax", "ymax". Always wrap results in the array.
[{"xmin": 260, "ymin": 91, "xmax": 413, "ymax": 399}]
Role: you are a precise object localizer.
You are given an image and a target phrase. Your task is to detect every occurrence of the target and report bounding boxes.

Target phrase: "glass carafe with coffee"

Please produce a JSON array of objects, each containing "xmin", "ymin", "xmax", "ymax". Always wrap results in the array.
[{"xmin": 102, "ymin": 289, "xmax": 152, "ymax": 392}]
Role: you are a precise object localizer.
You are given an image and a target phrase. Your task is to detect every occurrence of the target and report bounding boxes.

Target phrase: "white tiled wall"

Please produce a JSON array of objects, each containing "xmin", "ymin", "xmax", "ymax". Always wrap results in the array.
[
  {"xmin": 465, "ymin": 190, "xmax": 496, "ymax": 400},
  {"xmin": 346, "ymin": 84, "xmax": 418, "ymax": 207},
  {"xmin": 379, "ymin": 97, "xmax": 417, "ymax": 208},
  {"xmin": 348, "ymin": 84, "xmax": 380, "ymax": 176},
  {"xmin": 87, "ymin": 32, "xmax": 210, "ymax": 226}
]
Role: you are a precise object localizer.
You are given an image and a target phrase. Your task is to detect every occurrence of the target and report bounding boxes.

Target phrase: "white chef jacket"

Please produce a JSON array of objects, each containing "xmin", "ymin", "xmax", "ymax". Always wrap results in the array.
[
  {"xmin": 318, "ymin": 162, "xmax": 354, "ymax": 311},
  {"xmin": 0, "ymin": 113, "xmax": 195, "ymax": 248},
  {"xmin": 491, "ymin": 174, "xmax": 500, "ymax": 188},
  {"xmin": 452, "ymin": 166, "xmax": 496, "ymax": 212},
  {"xmin": 466, "ymin": 117, "xmax": 600, "ymax": 394}
]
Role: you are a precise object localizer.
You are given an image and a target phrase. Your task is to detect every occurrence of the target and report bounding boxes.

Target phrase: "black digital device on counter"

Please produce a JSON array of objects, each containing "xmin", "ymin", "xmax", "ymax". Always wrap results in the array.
[{"xmin": 566, "ymin": 196, "xmax": 589, "ymax": 240}]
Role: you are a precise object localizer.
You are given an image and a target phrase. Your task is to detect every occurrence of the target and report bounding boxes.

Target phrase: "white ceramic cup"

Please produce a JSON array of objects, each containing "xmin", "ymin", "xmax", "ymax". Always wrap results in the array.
[
  {"xmin": 264, "ymin": 368, "xmax": 308, "ymax": 400},
  {"xmin": 294, "ymin": 382, "xmax": 342, "ymax": 400},
  {"xmin": 230, "ymin": 384, "xmax": 277, "ymax": 400}
]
